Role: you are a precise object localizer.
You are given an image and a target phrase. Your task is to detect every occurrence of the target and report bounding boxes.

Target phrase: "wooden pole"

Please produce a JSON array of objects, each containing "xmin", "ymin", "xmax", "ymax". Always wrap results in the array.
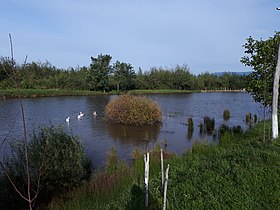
[
  {"xmin": 272, "ymin": 43, "xmax": 280, "ymax": 139},
  {"xmin": 161, "ymin": 149, "xmax": 164, "ymax": 190},
  {"xmin": 144, "ymin": 152, "xmax": 150, "ymax": 208},
  {"xmin": 163, "ymin": 164, "xmax": 170, "ymax": 210}
]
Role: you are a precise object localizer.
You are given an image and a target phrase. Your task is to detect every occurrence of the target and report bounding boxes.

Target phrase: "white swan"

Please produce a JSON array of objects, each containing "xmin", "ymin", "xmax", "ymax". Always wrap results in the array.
[
  {"xmin": 66, "ymin": 117, "xmax": 70, "ymax": 122},
  {"xmin": 77, "ymin": 112, "xmax": 84, "ymax": 119},
  {"xmin": 93, "ymin": 111, "xmax": 97, "ymax": 116}
]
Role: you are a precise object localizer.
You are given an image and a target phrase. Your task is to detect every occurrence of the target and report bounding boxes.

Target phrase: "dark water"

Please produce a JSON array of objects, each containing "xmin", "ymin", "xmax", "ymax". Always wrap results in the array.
[{"xmin": 0, "ymin": 93, "xmax": 264, "ymax": 168}]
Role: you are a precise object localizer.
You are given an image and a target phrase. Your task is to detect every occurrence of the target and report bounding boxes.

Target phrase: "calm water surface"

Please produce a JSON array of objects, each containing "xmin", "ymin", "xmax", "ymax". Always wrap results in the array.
[{"xmin": 0, "ymin": 93, "xmax": 264, "ymax": 168}]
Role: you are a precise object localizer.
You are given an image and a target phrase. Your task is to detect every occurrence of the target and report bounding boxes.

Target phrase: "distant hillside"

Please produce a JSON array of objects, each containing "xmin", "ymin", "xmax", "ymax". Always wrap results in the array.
[{"xmin": 213, "ymin": 71, "xmax": 252, "ymax": 76}]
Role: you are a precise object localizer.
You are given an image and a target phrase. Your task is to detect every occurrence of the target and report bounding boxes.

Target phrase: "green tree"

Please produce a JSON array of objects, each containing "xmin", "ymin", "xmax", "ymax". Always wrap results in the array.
[
  {"xmin": 240, "ymin": 32, "xmax": 280, "ymax": 106},
  {"xmin": 87, "ymin": 54, "xmax": 112, "ymax": 92},
  {"xmin": 134, "ymin": 67, "xmax": 149, "ymax": 89},
  {"xmin": 113, "ymin": 61, "xmax": 136, "ymax": 91},
  {"xmin": 0, "ymin": 57, "xmax": 14, "ymax": 81},
  {"xmin": 172, "ymin": 65, "xmax": 193, "ymax": 90}
]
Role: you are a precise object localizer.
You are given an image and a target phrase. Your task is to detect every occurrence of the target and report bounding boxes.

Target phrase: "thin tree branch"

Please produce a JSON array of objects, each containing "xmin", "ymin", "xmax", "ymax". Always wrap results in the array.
[{"xmin": 0, "ymin": 162, "xmax": 29, "ymax": 202}]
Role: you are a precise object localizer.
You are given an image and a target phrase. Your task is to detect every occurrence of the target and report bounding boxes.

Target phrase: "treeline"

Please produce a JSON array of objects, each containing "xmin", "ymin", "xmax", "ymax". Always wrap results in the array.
[{"xmin": 0, "ymin": 54, "xmax": 246, "ymax": 91}]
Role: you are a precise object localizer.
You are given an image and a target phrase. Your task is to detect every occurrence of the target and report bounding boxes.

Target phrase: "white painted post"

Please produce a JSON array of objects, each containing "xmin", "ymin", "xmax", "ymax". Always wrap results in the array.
[
  {"xmin": 272, "ymin": 43, "xmax": 280, "ymax": 139},
  {"xmin": 161, "ymin": 149, "xmax": 164, "ymax": 189},
  {"xmin": 144, "ymin": 152, "xmax": 150, "ymax": 208},
  {"xmin": 163, "ymin": 164, "xmax": 170, "ymax": 210}
]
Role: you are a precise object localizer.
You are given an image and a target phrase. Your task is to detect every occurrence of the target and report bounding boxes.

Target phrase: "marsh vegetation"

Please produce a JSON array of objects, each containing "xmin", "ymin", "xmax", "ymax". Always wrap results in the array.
[{"xmin": 0, "ymin": 121, "xmax": 276, "ymax": 209}]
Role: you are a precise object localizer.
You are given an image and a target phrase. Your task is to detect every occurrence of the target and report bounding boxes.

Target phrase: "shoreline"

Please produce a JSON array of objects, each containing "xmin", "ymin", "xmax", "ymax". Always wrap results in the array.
[{"xmin": 0, "ymin": 88, "xmax": 246, "ymax": 99}]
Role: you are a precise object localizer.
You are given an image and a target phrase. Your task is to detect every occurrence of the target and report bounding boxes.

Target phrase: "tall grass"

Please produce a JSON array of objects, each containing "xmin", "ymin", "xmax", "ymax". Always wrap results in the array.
[{"xmin": 45, "ymin": 121, "xmax": 280, "ymax": 209}]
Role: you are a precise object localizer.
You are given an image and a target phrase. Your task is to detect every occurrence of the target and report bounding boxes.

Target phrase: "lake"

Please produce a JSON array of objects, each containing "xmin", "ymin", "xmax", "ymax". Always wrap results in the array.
[{"xmin": 0, "ymin": 92, "xmax": 264, "ymax": 168}]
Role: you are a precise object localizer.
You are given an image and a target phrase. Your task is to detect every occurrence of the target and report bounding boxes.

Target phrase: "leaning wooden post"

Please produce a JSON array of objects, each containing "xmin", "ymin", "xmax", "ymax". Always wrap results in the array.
[
  {"xmin": 144, "ymin": 152, "xmax": 150, "ymax": 208},
  {"xmin": 163, "ymin": 164, "xmax": 170, "ymax": 210},
  {"xmin": 161, "ymin": 149, "xmax": 164, "ymax": 190},
  {"xmin": 272, "ymin": 43, "xmax": 280, "ymax": 139}
]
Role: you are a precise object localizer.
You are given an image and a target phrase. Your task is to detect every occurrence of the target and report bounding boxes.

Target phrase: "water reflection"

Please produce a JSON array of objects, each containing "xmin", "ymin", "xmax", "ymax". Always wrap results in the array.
[{"xmin": 106, "ymin": 123, "xmax": 161, "ymax": 145}]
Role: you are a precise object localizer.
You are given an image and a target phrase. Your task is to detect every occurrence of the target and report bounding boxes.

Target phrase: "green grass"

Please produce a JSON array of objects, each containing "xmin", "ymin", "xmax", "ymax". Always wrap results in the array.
[
  {"xmin": 0, "ymin": 88, "xmax": 200, "ymax": 98},
  {"xmin": 128, "ymin": 89, "xmax": 199, "ymax": 94},
  {"xmin": 0, "ymin": 88, "xmax": 111, "ymax": 98},
  {"xmin": 48, "ymin": 121, "xmax": 280, "ymax": 209}
]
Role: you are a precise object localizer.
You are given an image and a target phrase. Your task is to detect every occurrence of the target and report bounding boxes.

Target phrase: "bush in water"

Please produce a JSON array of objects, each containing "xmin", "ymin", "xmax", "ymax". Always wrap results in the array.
[
  {"xmin": 223, "ymin": 109, "xmax": 231, "ymax": 120},
  {"xmin": 105, "ymin": 94, "xmax": 162, "ymax": 125}
]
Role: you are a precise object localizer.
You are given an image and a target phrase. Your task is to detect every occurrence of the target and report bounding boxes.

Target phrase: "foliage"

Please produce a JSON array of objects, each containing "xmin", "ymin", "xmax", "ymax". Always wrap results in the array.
[
  {"xmin": 223, "ymin": 109, "xmax": 231, "ymax": 120},
  {"xmin": 0, "ymin": 57, "xmax": 15, "ymax": 81},
  {"xmin": 113, "ymin": 61, "xmax": 136, "ymax": 91},
  {"xmin": 48, "ymin": 121, "xmax": 280, "ymax": 210},
  {"xmin": 0, "ymin": 54, "xmax": 247, "ymax": 93},
  {"xmin": 240, "ymin": 31, "xmax": 280, "ymax": 106},
  {"xmin": 1, "ymin": 126, "xmax": 90, "ymax": 208},
  {"xmin": 105, "ymin": 94, "xmax": 162, "ymax": 125},
  {"xmin": 87, "ymin": 54, "xmax": 112, "ymax": 91},
  {"xmin": 0, "ymin": 88, "xmax": 104, "ymax": 98},
  {"xmin": 246, "ymin": 112, "xmax": 252, "ymax": 124},
  {"xmin": 200, "ymin": 116, "xmax": 215, "ymax": 134},
  {"xmin": 219, "ymin": 124, "xmax": 243, "ymax": 136}
]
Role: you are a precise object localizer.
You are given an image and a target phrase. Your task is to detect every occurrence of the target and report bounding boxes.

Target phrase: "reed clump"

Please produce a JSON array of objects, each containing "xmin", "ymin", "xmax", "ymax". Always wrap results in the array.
[
  {"xmin": 105, "ymin": 94, "xmax": 162, "ymax": 125},
  {"xmin": 187, "ymin": 117, "xmax": 194, "ymax": 130},
  {"xmin": 246, "ymin": 112, "xmax": 252, "ymax": 124},
  {"xmin": 187, "ymin": 117, "xmax": 194, "ymax": 139},
  {"xmin": 223, "ymin": 109, "xmax": 231, "ymax": 120},
  {"xmin": 204, "ymin": 116, "xmax": 215, "ymax": 134}
]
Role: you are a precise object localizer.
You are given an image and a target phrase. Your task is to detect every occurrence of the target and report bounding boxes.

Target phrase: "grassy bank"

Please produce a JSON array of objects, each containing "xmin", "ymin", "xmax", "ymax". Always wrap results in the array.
[
  {"xmin": 0, "ymin": 89, "xmax": 201, "ymax": 99},
  {"xmin": 0, "ymin": 89, "xmax": 111, "ymax": 98},
  {"xmin": 0, "ymin": 88, "xmax": 246, "ymax": 99},
  {"xmin": 128, "ymin": 89, "xmax": 199, "ymax": 94},
  {"xmin": 48, "ymin": 121, "xmax": 280, "ymax": 210}
]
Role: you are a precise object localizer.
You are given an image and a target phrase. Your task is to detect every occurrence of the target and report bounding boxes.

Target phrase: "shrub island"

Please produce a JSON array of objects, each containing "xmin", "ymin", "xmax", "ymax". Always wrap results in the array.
[{"xmin": 105, "ymin": 94, "xmax": 162, "ymax": 126}]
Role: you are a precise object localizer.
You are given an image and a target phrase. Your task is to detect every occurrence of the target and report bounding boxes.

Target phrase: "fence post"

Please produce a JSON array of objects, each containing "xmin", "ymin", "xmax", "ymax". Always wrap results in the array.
[
  {"xmin": 144, "ymin": 152, "xmax": 150, "ymax": 208},
  {"xmin": 163, "ymin": 164, "xmax": 170, "ymax": 210},
  {"xmin": 161, "ymin": 149, "xmax": 164, "ymax": 190}
]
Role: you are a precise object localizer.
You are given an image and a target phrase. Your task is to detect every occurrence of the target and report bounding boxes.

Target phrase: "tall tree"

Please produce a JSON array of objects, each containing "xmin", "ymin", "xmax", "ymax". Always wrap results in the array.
[
  {"xmin": 113, "ymin": 61, "xmax": 136, "ymax": 91},
  {"xmin": 240, "ymin": 32, "xmax": 280, "ymax": 106},
  {"xmin": 172, "ymin": 65, "xmax": 193, "ymax": 90},
  {"xmin": 0, "ymin": 57, "xmax": 15, "ymax": 81},
  {"xmin": 87, "ymin": 54, "xmax": 112, "ymax": 92}
]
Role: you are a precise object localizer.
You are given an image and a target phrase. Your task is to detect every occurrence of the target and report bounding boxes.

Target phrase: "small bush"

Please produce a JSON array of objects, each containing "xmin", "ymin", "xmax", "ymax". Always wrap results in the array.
[
  {"xmin": 223, "ymin": 109, "xmax": 231, "ymax": 120},
  {"xmin": 105, "ymin": 94, "xmax": 162, "ymax": 125},
  {"xmin": 187, "ymin": 117, "xmax": 194, "ymax": 139},
  {"xmin": 246, "ymin": 112, "xmax": 252, "ymax": 124},
  {"xmin": 187, "ymin": 117, "xmax": 194, "ymax": 130},
  {"xmin": 204, "ymin": 116, "xmax": 215, "ymax": 134},
  {"xmin": 3, "ymin": 126, "xmax": 91, "ymax": 208}
]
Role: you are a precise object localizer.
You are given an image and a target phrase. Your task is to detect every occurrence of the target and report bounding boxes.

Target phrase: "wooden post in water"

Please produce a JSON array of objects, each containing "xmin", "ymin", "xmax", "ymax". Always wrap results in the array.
[
  {"xmin": 272, "ymin": 43, "xmax": 280, "ymax": 139},
  {"xmin": 144, "ymin": 152, "xmax": 150, "ymax": 208},
  {"xmin": 163, "ymin": 164, "xmax": 170, "ymax": 210}
]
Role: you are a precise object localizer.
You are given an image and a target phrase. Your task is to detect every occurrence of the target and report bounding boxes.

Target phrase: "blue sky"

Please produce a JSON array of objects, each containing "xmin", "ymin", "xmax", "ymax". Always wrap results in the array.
[{"xmin": 0, "ymin": 0, "xmax": 279, "ymax": 74}]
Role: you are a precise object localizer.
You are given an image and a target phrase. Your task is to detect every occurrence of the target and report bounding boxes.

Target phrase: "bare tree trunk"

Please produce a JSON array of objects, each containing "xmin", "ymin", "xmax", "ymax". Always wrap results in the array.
[{"xmin": 272, "ymin": 43, "xmax": 280, "ymax": 139}]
